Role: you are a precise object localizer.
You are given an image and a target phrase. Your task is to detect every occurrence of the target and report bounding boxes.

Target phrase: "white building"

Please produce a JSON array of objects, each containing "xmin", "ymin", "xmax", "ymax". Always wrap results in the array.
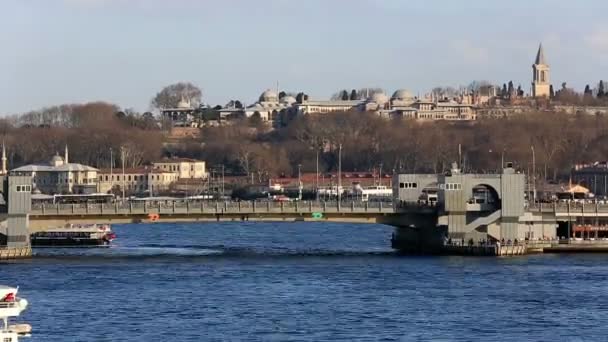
[
  {"xmin": 11, "ymin": 146, "xmax": 99, "ymax": 194},
  {"xmin": 153, "ymin": 158, "xmax": 208, "ymax": 180}
]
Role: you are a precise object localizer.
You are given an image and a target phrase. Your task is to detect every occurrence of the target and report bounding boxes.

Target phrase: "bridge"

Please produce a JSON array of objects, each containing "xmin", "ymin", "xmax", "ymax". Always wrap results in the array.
[
  {"xmin": 26, "ymin": 200, "xmax": 397, "ymax": 232},
  {"xmin": 4, "ymin": 165, "xmax": 608, "ymax": 258}
]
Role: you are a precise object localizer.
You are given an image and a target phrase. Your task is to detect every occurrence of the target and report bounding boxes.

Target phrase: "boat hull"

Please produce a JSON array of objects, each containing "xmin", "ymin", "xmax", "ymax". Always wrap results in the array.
[{"xmin": 30, "ymin": 238, "xmax": 111, "ymax": 247}]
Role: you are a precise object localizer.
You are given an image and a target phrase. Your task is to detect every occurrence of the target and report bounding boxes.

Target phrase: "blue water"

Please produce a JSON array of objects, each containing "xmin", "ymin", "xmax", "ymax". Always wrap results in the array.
[{"xmin": 2, "ymin": 222, "xmax": 608, "ymax": 341}]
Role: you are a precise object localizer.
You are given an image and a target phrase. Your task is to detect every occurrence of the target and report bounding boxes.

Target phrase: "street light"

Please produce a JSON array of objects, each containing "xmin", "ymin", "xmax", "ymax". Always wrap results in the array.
[
  {"xmin": 338, "ymin": 143, "xmax": 342, "ymax": 203},
  {"xmin": 120, "ymin": 146, "xmax": 126, "ymax": 202},
  {"xmin": 531, "ymin": 145, "xmax": 536, "ymax": 204},
  {"xmin": 298, "ymin": 163, "xmax": 302, "ymax": 200}
]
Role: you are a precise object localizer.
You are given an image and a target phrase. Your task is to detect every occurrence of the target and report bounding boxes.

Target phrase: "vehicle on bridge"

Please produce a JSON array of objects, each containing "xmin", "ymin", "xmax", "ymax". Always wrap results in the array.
[{"xmin": 32, "ymin": 193, "xmax": 115, "ymax": 205}]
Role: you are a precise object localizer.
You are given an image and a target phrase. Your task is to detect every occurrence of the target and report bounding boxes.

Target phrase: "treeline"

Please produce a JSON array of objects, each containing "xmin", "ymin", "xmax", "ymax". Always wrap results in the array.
[
  {"xmin": 1, "ymin": 102, "xmax": 162, "ymax": 169},
  {"xmin": 172, "ymin": 110, "xmax": 608, "ymax": 183},
  {"xmin": 4, "ymin": 101, "xmax": 608, "ymax": 184}
]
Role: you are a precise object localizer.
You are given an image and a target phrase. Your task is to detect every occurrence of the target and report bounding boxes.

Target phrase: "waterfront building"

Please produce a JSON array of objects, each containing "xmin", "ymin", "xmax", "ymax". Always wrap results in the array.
[
  {"xmin": 152, "ymin": 158, "xmax": 208, "ymax": 180},
  {"xmin": 532, "ymin": 43, "xmax": 550, "ymax": 98},
  {"xmin": 97, "ymin": 167, "xmax": 179, "ymax": 195},
  {"xmin": 11, "ymin": 147, "xmax": 98, "ymax": 194},
  {"xmin": 572, "ymin": 162, "xmax": 608, "ymax": 197}
]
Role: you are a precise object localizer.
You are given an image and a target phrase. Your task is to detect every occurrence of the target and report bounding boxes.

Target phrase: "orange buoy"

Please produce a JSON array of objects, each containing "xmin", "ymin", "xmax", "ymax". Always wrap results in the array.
[{"xmin": 148, "ymin": 213, "xmax": 160, "ymax": 221}]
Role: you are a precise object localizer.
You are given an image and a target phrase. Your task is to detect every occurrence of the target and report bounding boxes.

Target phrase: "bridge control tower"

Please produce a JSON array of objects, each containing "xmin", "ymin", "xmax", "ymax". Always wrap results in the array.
[
  {"xmin": 0, "ymin": 175, "xmax": 33, "ymax": 259},
  {"xmin": 392, "ymin": 163, "xmax": 554, "ymax": 252}
]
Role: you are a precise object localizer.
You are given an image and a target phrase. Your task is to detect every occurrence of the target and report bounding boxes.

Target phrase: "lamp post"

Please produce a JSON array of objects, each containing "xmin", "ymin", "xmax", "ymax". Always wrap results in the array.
[
  {"xmin": 338, "ymin": 143, "xmax": 342, "ymax": 203},
  {"xmin": 298, "ymin": 163, "xmax": 302, "ymax": 200},
  {"xmin": 109, "ymin": 147, "xmax": 113, "ymax": 194},
  {"xmin": 221, "ymin": 164, "xmax": 225, "ymax": 199},
  {"xmin": 531, "ymin": 145, "xmax": 536, "ymax": 204},
  {"xmin": 316, "ymin": 148, "xmax": 319, "ymax": 200},
  {"xmin": 120, "ymin": 146, "xmax": 126, "ymax": 202}
]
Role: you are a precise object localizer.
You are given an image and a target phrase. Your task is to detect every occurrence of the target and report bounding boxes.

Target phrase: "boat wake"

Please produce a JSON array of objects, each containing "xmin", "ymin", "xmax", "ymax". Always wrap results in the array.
[{"xmin": 31, "ymin": 243, "xmax": 396, "ymax": 261}]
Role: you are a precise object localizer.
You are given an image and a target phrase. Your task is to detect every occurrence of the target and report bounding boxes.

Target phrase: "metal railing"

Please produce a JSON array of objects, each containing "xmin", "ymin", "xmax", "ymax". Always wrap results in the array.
[{"xmin": 29, "ymin": 200, "xmax": 395, "ymax": 216}]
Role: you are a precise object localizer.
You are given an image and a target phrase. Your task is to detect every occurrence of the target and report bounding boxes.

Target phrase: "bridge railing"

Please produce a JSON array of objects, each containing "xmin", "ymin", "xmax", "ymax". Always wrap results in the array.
[{"xmin": 30, "ymin": 200, "xmax": 395, "ymax": 216}]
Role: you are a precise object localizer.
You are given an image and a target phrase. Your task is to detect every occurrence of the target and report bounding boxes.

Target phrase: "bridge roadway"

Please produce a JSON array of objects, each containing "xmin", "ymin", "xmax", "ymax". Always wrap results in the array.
[
  {"xmin": 27, "ymin": 200, "xmax": 398, "ymax": 232},
  {"xmin": 528, "ymin": 203, "xmax": 608, "ymax": 218}
]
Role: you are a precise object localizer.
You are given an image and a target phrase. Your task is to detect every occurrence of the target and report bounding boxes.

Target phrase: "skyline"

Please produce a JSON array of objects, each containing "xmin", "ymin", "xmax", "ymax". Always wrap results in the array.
[{"xmin": 2, "ymin": 0, "xmax": 608, "ymax": 114}]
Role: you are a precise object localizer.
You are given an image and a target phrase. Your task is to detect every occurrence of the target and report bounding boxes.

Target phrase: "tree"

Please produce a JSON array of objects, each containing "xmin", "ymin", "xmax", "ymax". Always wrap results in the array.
[
  {"xmin": 341, "ymin": 90, "xmax": 349, "ymax": 101},
  {"xmin": 507, "ymin": 81, "xmax": 514, "ymax": 97},
  {"xmin": 234, "ymin": 100, "xmax": 243, "ymax": 109},
  {"xmin": 501, "ymin": 84, "xmax": 507, "ymax": 97},
  {"xmin": 584, "ymin": 85, "xmax": 592, "ymax": 96},
  {"xmin": 151, "ymin": 82, "xmax": 202, "ymax": 109},
  {"xmin": 598, "ymin": 80, "xmax": 605, "ymax": 98},
  {"xmin": 296, "ymin": 92, "xmax": 309, "ymax": 104},
  {"xmin": 350, "ymin": 89, "xmax": 357, "ymax": 100},
  {"xmin": 279, "ymin": 91, "xmax": 287, "ymax": 100},
  {"xmin": 549, "ymin": 85, "xmax": 555, "ymax": 99}
]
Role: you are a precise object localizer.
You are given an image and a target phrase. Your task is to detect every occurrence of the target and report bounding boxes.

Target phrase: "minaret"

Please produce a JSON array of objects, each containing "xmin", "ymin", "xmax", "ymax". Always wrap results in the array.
[
  {"xmin": 532, "ymin": 43, "xmax": 550, "ymax": 98},
  {"xmin": 64, "ymin": 144, "xmax": 69, "ymax": 164},
  {"xmin": 1, "ymin": 142, "xmax": 7, "ymax": 175}
]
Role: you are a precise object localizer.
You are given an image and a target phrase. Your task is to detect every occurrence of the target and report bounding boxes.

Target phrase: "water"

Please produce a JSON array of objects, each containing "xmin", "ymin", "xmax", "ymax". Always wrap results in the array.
[{"xmin": 2, "ymin": 222, "xmax": 608, "ymax": 341}]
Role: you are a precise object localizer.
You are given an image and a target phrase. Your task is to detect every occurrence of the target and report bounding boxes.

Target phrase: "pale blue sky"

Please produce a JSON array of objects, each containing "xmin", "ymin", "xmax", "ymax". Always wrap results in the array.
[{"xmin": 1, "ymin": 0, "xmax": 607, "ymax": 114}]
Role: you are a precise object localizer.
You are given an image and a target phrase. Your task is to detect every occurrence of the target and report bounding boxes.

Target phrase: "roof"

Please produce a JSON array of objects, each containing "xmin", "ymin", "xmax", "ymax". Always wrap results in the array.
[
  {"xmin": 153, "ymin": 158, "xmax": 203, "ymax": 164},
  {"xmin": 535, "ymin": 43, "xmax": 546, "ymax": 65},
  {"xmin": 11, "ymin": 163, "xmax": 98, "ymax": 173},
  {"xmin": 98, "ymin": 167, "xmax": 174, "ymax": 175},
  {"xmin": 298, "ymin": 100, "xmax": 362, "ymax": 106}
]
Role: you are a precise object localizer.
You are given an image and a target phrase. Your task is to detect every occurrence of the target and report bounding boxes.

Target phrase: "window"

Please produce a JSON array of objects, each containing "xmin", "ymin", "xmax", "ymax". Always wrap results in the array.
[
  {"xmin": 128, "ymin": 176, "xmax": 131, "ymax": 181},
  {"xmin": 16, "ymin": 185, "xmax": 21, "ymax": 192},
  {"xmin": 399, "ymin": 182, "xmax": 405, "ymax": 189}
]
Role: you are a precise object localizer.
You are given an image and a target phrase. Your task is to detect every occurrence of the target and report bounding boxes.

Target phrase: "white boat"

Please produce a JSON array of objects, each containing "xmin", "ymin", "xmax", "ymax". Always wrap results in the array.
[
  {"xmin": 30, "ymin": 224, "xmax": 116, "ymax": 247},
  {"xmin": 0, "ymin": 285, "xmax": 31, "ymax": 341}
]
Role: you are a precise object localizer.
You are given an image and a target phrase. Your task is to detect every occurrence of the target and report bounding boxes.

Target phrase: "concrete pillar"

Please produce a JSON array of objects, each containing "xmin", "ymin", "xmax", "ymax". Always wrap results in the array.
[{"xmin": 253, "ymin": 201, "xmax": 256, "ymax": 213}]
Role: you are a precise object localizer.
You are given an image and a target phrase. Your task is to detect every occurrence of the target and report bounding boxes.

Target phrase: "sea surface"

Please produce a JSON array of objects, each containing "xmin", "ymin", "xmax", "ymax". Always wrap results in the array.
[{"xmin": 2, "ymin": 222, "xmax": 608, "ymax": 341}]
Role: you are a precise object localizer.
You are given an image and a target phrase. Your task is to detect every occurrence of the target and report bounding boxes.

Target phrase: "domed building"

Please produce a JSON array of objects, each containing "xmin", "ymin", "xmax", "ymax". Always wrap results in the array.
[
  {"xmin": 364, "ymin": 91, "xmax": 390, "ymax": 111},
  {"xmin": 10, "ymin": 146, "xmax": 99, "ymax": 194},
  {"xmin": 245, "ymin": 89, "xmax": 296, "ymax": 124},
  {"xmin": 259, "ymin": 90, "xmax": 279, "ymax": 103}
]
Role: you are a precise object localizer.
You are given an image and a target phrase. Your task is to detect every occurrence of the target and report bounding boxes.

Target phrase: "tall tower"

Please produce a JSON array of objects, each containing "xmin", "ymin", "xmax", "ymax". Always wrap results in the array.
[
  {"xmin": 532, "ymin": 43, "xmax": 550, "ymax": 98},
  {"xmin": 64, "ymin": 144, "xmax": 69, "ymax": 164}
]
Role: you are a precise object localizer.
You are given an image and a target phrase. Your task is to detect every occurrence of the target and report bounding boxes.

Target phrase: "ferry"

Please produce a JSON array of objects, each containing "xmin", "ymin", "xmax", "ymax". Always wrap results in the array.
[
  {"xmin": 30, "ymin": 224, "xmax": 116, "ymax": 247},
  {"xmin": 0, "ymin": 285, "xmax": 31, "ymax": 341}
]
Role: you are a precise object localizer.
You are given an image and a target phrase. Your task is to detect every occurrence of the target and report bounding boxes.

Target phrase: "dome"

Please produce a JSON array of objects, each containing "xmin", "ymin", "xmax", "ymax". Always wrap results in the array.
[
  {"xmin": 50, "ymin": 154, "xmax": 64, "ymax": 167},
  {"xmin": 281, "ymin": 96, "xmax": 297, "ymax": 105},
  {"xmin": 259, "ymin": 90, "xmax": 279, "ymax": 103},
  {"xmin": 392, "ymin": 89, "xmax": 414, "ymax": 101},
  {"xmin": 51, "ymin": 154, "xmax": 63, "ymax": 163},
  {"xmin": 177, "ymin": 96, "xmax": 191, "ymax": 109},
  {"xmin": 369, "ymin": 92, "xmax": 389, "ymax": 105}
]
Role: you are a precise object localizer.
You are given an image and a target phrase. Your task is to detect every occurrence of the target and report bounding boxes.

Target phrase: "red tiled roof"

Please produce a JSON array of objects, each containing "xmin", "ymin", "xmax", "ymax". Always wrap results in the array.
[
  {"xmin": 154, "ymin": 158, "xmax": 203, "ymax": 163},
  {"xmin": 98, "ymin": 167, "xmax": 173, "ymax": 175}
]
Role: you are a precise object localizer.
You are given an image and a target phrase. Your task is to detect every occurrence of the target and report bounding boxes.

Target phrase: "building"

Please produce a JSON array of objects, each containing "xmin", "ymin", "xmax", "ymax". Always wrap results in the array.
[
  {"xmin": 160, "ymin": 96, "xmax": 199, "ymax": 127},
  {"xmin": 10, "ymin": 146, "xmax": 98, "ymax": 194},
  {"xmin": 242, "ymin": 90, "xmax": 294, "ymax": 122},
  {"xmin": 97, "ymin": 167, "xmax": 179, "ymax": 195},
  {"xmin": 532, "ymin": 43, "xmax": 550, "ymax": 98},
  {"xmin": 152, "ymin": 158, "xmax": 208, "ymax": 179},
  {"xmin": 572, "ymin": 162, "xmax": 608, "ymax": 197}
]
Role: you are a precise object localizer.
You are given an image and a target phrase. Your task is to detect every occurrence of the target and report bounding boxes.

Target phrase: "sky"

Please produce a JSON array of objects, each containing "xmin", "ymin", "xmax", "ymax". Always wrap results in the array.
[{"xmin": 1, "ymin": 0, "xmax": 608, "ymax": 114}]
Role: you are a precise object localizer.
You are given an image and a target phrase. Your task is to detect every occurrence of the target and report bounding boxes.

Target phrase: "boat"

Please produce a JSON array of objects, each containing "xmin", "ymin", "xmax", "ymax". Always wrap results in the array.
[
  {"xmin": 1, "ymin": 285, "xmax": 32, "ymax": 341},
  {"xmin": 30, "ymin": 224, "xmax": 116, "ymax": 247}
]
